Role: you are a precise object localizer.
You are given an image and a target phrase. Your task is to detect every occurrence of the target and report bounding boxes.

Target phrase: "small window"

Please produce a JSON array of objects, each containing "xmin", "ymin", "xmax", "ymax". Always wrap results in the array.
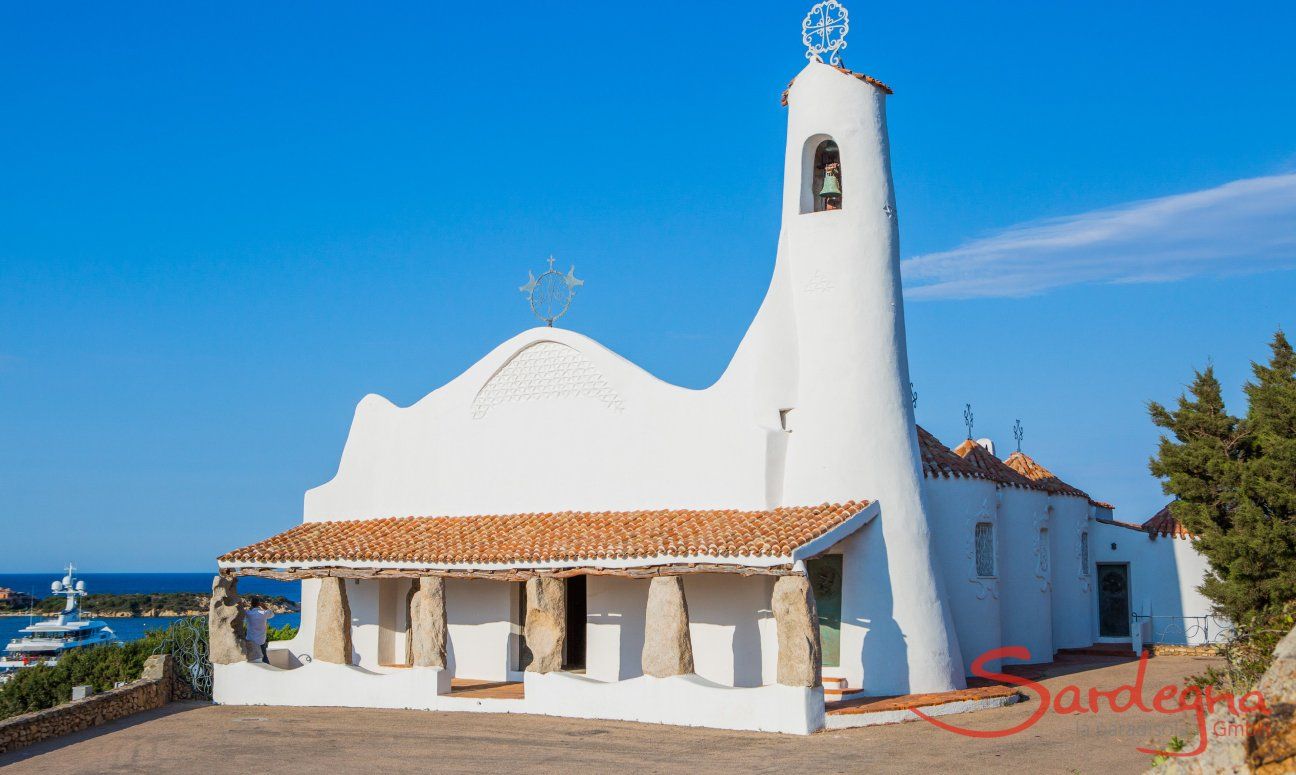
[
  {"xmin": 974, "ymin": 522, "xmax": 995, "ymax": 577},
  {"xmin": 1080, "ymin": 531, "xmax": 1090, "ymax": 575}
]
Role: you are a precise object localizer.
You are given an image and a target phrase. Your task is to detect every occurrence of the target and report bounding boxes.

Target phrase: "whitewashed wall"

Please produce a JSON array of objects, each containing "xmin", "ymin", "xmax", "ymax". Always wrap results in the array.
[
  {"xmin": 1091, "ymin": 522, "xmax": 1217, "ymax": 646},
  {"xmin": 997, "ymin": 487, "xmax": 1054, "ymax": 664},
  {"xmin": 924, "ymin": 476, "xmax": 1004, "ymax": 674},
  {"xmin": 1049, "ymin": 496, "xmax": 1095, "ymax": 650},
  {"xmin": 585, "ymin": 575, "xmax": 777, "ymax": 687}
]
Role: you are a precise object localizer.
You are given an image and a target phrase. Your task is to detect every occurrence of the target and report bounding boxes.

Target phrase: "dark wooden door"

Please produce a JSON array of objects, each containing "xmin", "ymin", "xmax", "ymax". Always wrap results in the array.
[{"xmin": 1097, "ymin": 563, "xmax": 1131, "ymax": 638}]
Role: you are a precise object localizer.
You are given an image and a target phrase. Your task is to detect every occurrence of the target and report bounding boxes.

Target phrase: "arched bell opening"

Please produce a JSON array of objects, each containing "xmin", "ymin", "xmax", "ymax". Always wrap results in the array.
[{"xmin": 803, "ymin": 137, "xmax": 843, "ymax": 213}]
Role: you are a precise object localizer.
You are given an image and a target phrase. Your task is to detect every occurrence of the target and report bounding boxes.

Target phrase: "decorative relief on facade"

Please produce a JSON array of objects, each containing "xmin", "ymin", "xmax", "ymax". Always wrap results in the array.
[
  {"xmin": 471, "ymin": 341, "xmax": 625, "ymax": 420},
  {"xmin": 1076, "ymin": 521, "xmax": 1092, "ymax": 593},
  {"xmin": 804, "ymin": 270, "xmax": 835, "ymax": 293},
  {"xmin": 1033, "ymin": 514, "xmax": 1052, "ymax": 593},
  {"xmin": 964, "ymin": 497, "xmax": 998, "ymax": 600}
]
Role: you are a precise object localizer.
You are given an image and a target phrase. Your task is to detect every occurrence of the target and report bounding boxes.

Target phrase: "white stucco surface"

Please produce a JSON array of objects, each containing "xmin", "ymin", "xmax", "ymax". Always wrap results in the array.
[
  {"xmin": 924, "ymin": 476, "xmax": 1004, "ymax": 674},
  {"xmin": 1092, "ymin": 521, "xmax": 1218, "ymax": 645},
  {"xmin": 213, "ymin": 662, "xmax": 822, "ymax": 734},
  {"xmin": 524, "ymin": 671, "xmax": 824, "ymax": 735},
  {"xmin": 1049, "ymin": 496, "xmax": 1094, "ymax": 650},
  {"xmin": 997, "ymin": 487, "xmax": 1054, "ymax": 664}
]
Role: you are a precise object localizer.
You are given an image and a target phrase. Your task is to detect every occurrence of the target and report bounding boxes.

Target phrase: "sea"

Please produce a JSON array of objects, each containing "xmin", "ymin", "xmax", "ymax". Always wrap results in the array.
[{"xmin": 0, "ymin": 572, "xmax": 301, "ymax": 645}]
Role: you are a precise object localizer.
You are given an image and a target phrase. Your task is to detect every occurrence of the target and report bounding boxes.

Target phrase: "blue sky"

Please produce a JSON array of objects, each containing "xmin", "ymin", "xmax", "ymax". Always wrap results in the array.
[{"xmin": 2, "ymin": 2, "xmax": 1293, "ymax": 572}]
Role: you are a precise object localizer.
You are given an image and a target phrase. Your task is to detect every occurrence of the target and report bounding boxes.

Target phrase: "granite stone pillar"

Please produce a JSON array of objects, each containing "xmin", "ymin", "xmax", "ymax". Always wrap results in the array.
[
  {"xmin": 208, "ymin": 575, "xmax": 252, "ymax": 665},
  {"xmin": 773, "ymin": 574, "xmax": 822, "ymax": 687},
  {"xmin": 524, "ymin": 577, "xmax": 566, "ymax": 673},
  {"xmin": 407, "ymin": 577, "xmax": 447, "ymax": 668},
  {"xmin": 642, "ymin": 576, "xmax": 694, "ymax": 677},
  {"xmin": 314, "ymin": 577, "xmax": 353, "ymax": 665}
]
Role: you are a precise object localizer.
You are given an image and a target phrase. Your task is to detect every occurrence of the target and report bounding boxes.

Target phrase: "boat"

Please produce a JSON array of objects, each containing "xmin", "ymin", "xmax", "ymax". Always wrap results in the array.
[{"xmin": 0, "ymin": 565, "xmax": 118, "ymax": 681}]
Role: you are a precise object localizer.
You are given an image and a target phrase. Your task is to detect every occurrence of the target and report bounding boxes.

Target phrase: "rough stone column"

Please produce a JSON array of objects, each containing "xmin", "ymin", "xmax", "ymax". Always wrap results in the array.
[
  {"xmin": 642, "ymin": 576, "xmax": 694, "ymax": 677},
  {"xmin": 314, "ymin": 577, "xmax": 353, "ymax": 665},
  {"xmin": 407, "ymin": 577, "xmax": 447, "ymax": 668},
  {"xmin": 208, "ymin": 575, "xmax": 250, "ymax": 665},
  {"xmin": 141, "ymin": 654, "xmax": 175, "ymax": 701},
  {"xmin": 524, "ymin": 577, "xmax": 566, "ymax": 673},
  {"xmin": 773, "ymin": 575, "xmax": 822, "ymax": 687}
]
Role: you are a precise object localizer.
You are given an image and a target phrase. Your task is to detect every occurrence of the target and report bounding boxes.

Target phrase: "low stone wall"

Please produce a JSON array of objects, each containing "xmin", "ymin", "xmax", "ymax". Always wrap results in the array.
[
  {"xmin": 0, "ymin": 654, "xmax": 174, "ymax": 755},
  {"xmin": 1148, "ymin": 644, "xmax": 1221, "ymax": 657}
]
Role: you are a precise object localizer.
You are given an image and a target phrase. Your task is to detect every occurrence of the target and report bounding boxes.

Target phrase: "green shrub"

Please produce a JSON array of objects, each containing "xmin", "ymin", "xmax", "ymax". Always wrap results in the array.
[
  {"xmin": 0, "ymin": 630, "xmax": 164, "ymax": 720},
  {"xmin": 267, "ymin": 623, "xmax": 298, "ymax": 642}
]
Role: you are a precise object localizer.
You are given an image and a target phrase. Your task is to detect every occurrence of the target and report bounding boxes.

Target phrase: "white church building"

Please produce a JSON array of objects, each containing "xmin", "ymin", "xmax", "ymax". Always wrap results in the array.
[{"xmin": 210, "ymin": 5, "xmax": 1220, "ymax": 734}]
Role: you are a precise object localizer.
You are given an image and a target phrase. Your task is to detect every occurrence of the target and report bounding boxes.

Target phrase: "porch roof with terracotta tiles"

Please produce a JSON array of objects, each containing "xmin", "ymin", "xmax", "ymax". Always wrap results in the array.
[{"xmin": 217, "ymin": 501, "xmax": 878, "ymax": 579}]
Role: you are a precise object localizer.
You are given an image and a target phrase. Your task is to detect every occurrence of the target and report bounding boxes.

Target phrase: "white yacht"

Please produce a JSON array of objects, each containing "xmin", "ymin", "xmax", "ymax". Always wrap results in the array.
[{"xmin": 0, "ymin": 565, "xmax": 118, "ymax": 680}]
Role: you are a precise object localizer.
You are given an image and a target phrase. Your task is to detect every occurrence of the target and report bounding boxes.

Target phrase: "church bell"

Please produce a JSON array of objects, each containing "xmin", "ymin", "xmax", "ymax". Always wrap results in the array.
[{"xmin": 819, "ymin": 168, "xmax": 842, "ymax": 197}]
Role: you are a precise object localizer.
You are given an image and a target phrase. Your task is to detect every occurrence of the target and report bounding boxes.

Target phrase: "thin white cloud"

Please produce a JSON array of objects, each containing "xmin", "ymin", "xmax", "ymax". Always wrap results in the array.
[{"xmin": 901, "ymin": 173, "xmax": 1296, "ymax": 300}]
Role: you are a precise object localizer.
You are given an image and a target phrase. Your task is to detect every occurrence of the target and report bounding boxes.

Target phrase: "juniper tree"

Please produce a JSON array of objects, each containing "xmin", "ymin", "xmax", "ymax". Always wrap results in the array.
[
  {"xmin": 1148, "ymin": 330, "xmax": 1296, "ymax": 625},
  {"xmin": 1236, "ymin": 331, "xmax": 1296, "ymax": 614}
]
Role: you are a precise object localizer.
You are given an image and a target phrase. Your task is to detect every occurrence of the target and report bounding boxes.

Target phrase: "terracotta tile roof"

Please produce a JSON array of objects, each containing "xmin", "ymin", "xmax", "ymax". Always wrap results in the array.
[
  {"xmin": 218, "ymin": 501, "xmax": 874, "ymax": 570},
  {"xmin": 1142, "ymin": 503, "xmax": 1195, "ymax": 539},
  {"xmin": 1089, "ymin": 499, "xmax": 1116, "ymax": 511},
  {"xmin": 1002, "ymin": 451, "xmax": 1090, "ymax": 499},
  {"xmin": 916, "ymin": 425, "xmax": 987, "ymax": 481},
  {"xmin": 781, "ymin": 65, "xmax": 893, "ymax": 106},
  {"xmin": 952, "ymin": 439, "xmax": 1038, "ymax": 489}
]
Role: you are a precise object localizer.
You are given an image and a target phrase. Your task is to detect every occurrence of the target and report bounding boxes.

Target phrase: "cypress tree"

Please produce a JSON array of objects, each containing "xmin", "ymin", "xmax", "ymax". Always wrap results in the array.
[
  {"xmin": 1148, "ymin": 330, "xmax": 1296, "ymax": 624},
  {"xmin": 1236, "ymin": 331, "xmax": 1296, "ymax": 615},
  {"xmin": 1148, "ymin": 366, "xmax": 1248, "ymax": 618}
]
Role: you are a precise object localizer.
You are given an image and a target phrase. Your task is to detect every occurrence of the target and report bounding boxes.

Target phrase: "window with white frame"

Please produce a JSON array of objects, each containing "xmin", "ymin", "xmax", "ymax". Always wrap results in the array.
[{"xmin": 974, "ymin": 522, "xmax": 995, "ymax": 577}]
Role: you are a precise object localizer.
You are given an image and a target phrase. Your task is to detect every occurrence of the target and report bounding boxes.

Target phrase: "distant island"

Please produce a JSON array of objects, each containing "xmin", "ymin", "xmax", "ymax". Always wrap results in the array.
[{"xmin": 0, "ymin": 592, "xmax": 299, "ymax": 618}]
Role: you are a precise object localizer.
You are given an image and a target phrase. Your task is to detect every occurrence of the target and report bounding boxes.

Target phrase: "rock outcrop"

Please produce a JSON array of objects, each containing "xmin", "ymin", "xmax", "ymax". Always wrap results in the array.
[
  {"xmin": 524, "ymin": 577, "xmax": 565, "ymax": 673},
  {"xmin": 208, "ymin": 576, "xmax": 249, "ymax": 665},
  {"xmin": 1149, "ymin": 623, "xmax": 1296, "ymax": 774},
  {"xmin": 642, "ymin": 576, "xmax": 694, "ymax": 678},
  {"xmin": 773, "ymin": 574, "xmax": 822, "ymax": 687}
]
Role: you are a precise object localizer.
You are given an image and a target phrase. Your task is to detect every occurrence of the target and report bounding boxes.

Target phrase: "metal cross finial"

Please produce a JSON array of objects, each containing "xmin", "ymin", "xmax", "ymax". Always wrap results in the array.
[
  {"xmin": 1013, "ymin": 419, "xmax": 1024, "ymax": 452},
  {"xmin": 963, "ymin": 403, "xmax": 974, "ymax": 439},
  {"xmin": 802, "ymin": 1, "xmax": 850, "ymax": 67},
  {"xmin": 519, "ymin": 255, "xmax": 583, "ymax": 327}
]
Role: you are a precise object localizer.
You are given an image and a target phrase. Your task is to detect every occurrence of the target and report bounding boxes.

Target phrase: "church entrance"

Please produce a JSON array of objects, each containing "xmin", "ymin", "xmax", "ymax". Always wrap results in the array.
[
  {"xmin": 806, "ymin": 555, "xmax": 843, "ymax": 667},
  {"xmin": 1097, "ymin": 563, "xmax": 1131, "ymax": 638}
]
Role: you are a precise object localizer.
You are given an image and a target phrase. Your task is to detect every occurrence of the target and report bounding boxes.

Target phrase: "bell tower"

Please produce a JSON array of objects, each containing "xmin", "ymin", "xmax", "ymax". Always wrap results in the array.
[{"xmin": 775, "ymin": 60, "xmax": 964, "ymax": 693}]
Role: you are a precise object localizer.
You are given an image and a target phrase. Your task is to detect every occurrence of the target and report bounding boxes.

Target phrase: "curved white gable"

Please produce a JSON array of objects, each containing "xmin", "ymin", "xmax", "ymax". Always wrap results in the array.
[{"xmin": 304, "ymin": 327, "xmax": 780, "ymax": 522}]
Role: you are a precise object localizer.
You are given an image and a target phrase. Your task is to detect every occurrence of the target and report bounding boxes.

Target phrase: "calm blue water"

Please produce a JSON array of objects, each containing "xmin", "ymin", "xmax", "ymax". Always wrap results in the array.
[{"xmin": 0, "ymin": 572, "xmax": 300, "ymax": 645}]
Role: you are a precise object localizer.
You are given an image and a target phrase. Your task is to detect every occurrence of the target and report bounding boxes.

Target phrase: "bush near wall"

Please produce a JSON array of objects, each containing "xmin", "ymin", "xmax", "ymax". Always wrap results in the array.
[{"xmin": 0, "ymin": 619, "xmax": 206, "ymax": 721}]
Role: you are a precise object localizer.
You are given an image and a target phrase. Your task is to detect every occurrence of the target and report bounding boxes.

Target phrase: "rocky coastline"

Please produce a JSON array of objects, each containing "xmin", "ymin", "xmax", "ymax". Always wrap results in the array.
[{"xmin": 0, "ymin": 593, "xmax": 298, "ymax": 618}]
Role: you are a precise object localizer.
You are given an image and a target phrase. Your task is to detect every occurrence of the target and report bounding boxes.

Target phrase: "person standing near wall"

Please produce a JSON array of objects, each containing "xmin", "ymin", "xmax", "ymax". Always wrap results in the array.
[{"xmin": 243, "ymin": 597, "xmax": 275, "ymax": 663}]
